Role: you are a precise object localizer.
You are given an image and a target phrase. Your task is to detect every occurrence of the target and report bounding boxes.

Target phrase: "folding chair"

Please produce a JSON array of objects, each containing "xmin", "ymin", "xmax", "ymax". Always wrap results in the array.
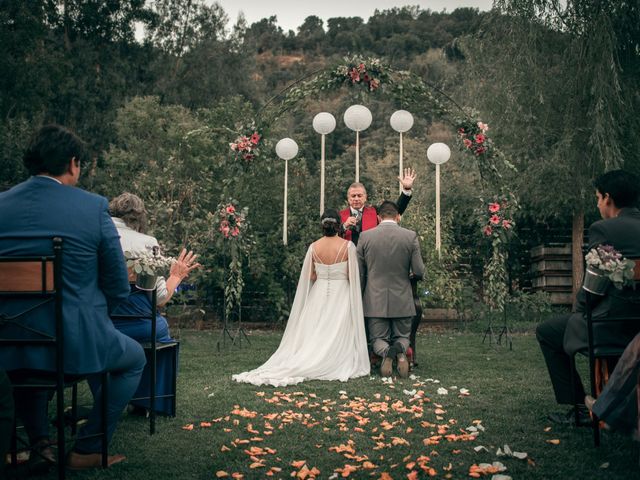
[
  {"xmin": 573, "ymin": 259, "xmax": 640, "ymax": 446},
  {"xmin": 110, "ymin": 282, "xmax": 178, "ymax": 435},
  {"xmin": 0, "ymin": 237, "xmax": 108, "ymax": 479}
]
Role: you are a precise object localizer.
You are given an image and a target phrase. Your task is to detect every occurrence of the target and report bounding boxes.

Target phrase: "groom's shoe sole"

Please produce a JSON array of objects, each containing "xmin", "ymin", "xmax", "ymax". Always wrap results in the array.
[
  {"xmin": 397, "ymin": 353, "xmax": 409, "ymax": 378},
  {"xmin": 380, "ymin": 357, "xmax": 394, "ymax": 377}
]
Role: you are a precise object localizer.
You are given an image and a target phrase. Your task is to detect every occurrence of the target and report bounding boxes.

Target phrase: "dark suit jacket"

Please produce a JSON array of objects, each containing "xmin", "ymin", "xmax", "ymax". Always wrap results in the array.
[
  {"xmin": 356, "ymin": 221, "xmax": 425, "ymax": 318},
  {"xmin": 339, "ymin": 191, "xmax": 411, "ymax": 244},
  {"xmin": 0, "ymin": 176, "xmax": 130, "ymax": 374},
  {"xmin": 564, "ymin": 207, "xmax": 640, "ymax": 354}
]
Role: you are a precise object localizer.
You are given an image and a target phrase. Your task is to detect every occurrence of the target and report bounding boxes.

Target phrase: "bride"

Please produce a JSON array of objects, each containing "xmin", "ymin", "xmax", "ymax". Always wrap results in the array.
[{"xmin": 233, "ymin": 209, "xmax": 370, "ymax": 386}]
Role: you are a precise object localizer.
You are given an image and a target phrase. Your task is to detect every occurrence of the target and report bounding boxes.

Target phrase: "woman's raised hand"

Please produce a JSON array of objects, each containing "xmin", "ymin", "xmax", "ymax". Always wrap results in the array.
[{"xmin": 170, "ymin": 248, "xmax": 202, "ymax": 280}]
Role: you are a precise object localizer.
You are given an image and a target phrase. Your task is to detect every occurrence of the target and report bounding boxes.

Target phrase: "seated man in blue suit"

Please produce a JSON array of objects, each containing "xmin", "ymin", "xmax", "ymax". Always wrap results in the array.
[{"xmin": 0, "ymin": 125, "xmax": 146, "ymax": 469}]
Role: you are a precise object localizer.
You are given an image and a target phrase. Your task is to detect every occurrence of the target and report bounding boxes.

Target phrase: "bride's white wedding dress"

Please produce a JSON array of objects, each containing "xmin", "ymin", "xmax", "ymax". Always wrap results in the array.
[{"xmin": 232, "ymin": 241, "xmax": 370, "ymax": 386}]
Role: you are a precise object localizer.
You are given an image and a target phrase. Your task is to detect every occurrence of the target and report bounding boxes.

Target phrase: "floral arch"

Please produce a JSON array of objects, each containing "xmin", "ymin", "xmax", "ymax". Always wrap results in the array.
[{"xmin": 226, "ymin": 56, "xmax": 518, "ymax": 311}]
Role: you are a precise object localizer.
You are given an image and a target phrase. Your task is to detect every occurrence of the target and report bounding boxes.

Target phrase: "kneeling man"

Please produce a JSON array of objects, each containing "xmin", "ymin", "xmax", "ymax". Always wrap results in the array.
[{"xmin": 357, "ymin": 201, "xmax": 425, "ymax": 378}]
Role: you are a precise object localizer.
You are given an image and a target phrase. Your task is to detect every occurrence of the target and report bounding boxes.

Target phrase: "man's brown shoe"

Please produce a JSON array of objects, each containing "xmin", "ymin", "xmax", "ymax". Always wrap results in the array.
[
  {"xmin": 67, "ymin": 451, "xmax": 126, "ymax": 470},
  {"xmin": 380, "ymin": 356, "xmax": 394, "ymax": 377},
  {"xmin": 397, "ymin": 353, "xmax": 409, "ymax": 378}
]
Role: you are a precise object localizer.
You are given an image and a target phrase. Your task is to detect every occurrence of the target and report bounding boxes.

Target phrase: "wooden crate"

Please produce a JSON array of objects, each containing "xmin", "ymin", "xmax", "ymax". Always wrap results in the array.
[{"xmin": 530, "ymin": 243, "xmax": 573, "ymax": 305}]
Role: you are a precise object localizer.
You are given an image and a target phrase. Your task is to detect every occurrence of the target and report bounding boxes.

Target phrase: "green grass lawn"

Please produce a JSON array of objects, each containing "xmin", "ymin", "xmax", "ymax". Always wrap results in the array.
[{"xmin": 66, "ymin": 329, "xmax": 638, "ymax": 480}]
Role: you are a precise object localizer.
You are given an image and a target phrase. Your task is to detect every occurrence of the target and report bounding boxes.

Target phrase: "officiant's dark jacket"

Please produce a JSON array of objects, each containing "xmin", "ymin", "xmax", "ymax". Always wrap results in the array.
[
  {"xmin": 564, "ymin": 207, "xmax": 640, "ymax": 354},
  {"xmin": 0, "ymin": 176, "xmax": 131, "ymax": 374}
]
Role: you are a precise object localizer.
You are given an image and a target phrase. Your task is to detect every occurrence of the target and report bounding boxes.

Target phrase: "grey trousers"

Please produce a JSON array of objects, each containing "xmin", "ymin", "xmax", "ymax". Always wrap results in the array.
[{"xmin": 367, "ymin": 317, "xmax": 412, "ymax": 357}]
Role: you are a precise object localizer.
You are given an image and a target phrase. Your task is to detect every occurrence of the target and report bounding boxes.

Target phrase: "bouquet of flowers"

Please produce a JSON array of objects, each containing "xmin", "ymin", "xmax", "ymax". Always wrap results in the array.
[
  {"xmin": 229, "ymin": 130, "xmax": 262, "ymax": 161},
  {"xmin": 124, "ymin": 248, "xmax": 175, "ymax": 276},
  {"xmin": 333, "ymin": 57, "xmax": 387, "ymax": 92},
  {"xmin": 585, "ymin": 244, "xmax": 635, "ymax": 289},
  {"xmin": 457, "ymin": 120, "xmax": 492, "ymax": 158}
]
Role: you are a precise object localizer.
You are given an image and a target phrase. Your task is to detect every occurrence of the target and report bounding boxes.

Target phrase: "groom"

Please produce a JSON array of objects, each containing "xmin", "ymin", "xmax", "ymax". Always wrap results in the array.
[{"xmin": 357, "ymin": 201, "xmax": 425, "ymax": 378}]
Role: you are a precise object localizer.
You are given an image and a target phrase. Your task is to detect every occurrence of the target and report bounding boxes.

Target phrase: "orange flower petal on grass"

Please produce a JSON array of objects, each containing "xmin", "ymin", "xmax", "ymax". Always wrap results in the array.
[
  {"xmin": 407, "ymin": 471, "xmax": 419, "ymax": 480},
  {"xmin": 378, "ymin": 474, "xmax": 393, "ymax": 480},
  {"xmin": 200, "ymin": 422, "xmax": 212, "ymax": 427},
  {"xmin": 547, "ymin": 439, "xmax": 560, "ymax": 445},
  {"xmin": 220, "ymin": 445, "xmax": 231, "ymax": 452},
  {"xmin": 215, "ymin": 471, "xmax": 229, "ymax": 478},
  {"xmin": 181, "ymin": 423, "xmax": 194, "ymax": 430},
  {"xmin": 291, "ymin": 460, "xmax": 307, "ymax": 469}
]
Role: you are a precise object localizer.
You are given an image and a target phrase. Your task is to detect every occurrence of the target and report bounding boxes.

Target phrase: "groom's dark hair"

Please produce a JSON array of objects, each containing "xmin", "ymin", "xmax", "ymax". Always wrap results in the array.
[{"xmin": 377, "ymin": 201, "xmax": 399, "ymax": 219}]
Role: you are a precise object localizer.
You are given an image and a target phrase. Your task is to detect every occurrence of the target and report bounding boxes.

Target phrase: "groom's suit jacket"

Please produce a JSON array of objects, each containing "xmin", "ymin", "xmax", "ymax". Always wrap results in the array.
[
  {"xmin": 356, "ymin": 221, "xmax": 425, "ymax": 318},
  {"xmin": 0, "ymin": 176, "xmax": 131, "ymax": 374}
]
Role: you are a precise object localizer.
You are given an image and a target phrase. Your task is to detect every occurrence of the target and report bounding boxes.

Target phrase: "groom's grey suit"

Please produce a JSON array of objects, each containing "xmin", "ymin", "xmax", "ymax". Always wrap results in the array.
[{"xmin": 357, "ymin": 220, "xmax": 425, "ymax": 357}]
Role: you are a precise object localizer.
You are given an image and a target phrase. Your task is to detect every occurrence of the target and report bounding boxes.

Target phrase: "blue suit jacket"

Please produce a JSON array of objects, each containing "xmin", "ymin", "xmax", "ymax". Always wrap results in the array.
[{"xmin": 0, "ymin": 176, "xmax": 130, "ymax": 374}]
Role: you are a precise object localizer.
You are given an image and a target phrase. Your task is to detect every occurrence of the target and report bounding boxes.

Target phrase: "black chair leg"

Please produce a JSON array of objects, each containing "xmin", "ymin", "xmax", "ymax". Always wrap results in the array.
[
  {"xmin": 101, "ymin": 372, "xmax": 108, "ymax": 468},
  {"xmin": 71, "ymin": 384, "xmax": 78, "ymax": 435},
  {"xmin": 56, "ymin": 382, "xmax": 66, "ymax": 479}
]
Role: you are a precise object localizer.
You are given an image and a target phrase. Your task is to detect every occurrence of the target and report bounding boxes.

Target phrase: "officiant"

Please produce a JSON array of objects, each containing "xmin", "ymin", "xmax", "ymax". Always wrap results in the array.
[{"xmin": 340, "ymin": 168, "xmax": 417, "ymax": 245}]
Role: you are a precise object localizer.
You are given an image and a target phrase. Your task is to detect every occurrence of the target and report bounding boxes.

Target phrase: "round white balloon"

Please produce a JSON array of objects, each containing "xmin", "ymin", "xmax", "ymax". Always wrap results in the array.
[
  {"xmin": 312, "ymin": 112, "xmax": 336, "ymax": 135},
  {"xmin": 427, "ymin": 142, "xmax": 451, "ymax": 165},
  {"xmin": 275, "ymin": 138, "xmax": 299, "ymax": 160},
  {"xmin": 343, "ymin": 105, "xmax": 372, "ymax": 132},
  {"xmin": 390, "ymin": 110, "xmax": 414, "ymax": 133}
]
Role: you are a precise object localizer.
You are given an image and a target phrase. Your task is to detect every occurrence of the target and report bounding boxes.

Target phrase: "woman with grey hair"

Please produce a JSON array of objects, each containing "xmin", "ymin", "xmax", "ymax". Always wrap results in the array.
[{"xmin": 109, "ymin": 192, "xmax": 201, "ymax": 415}]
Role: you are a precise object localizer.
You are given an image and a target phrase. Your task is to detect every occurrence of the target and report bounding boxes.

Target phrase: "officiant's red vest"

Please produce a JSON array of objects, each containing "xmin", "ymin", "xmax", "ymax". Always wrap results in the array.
[{"xmin": 339, "ymin": 206, "xmax": 378, "ymax": 242}]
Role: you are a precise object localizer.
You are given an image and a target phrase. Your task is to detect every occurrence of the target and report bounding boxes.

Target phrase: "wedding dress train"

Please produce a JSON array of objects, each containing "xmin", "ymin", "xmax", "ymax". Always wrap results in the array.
[{"xmin": 232, "ymin": 242, "xmax": 369, "ymax": 387}]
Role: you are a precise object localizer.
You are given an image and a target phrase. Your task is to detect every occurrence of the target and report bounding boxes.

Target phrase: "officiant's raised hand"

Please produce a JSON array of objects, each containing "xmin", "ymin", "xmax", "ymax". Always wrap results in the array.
[{"xmin": 398, "ymin": 167, "xmax": 417, "ymax": 191}]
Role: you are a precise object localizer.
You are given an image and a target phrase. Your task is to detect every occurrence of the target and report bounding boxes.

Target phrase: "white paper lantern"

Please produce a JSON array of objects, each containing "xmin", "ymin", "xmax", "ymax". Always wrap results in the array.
[
  {"xmin": 390, "ymin": 110, "xmax": 414, "ymax": 133},
  {"xmin": 343, "ymin": 105, "xmax": 372, "ymax": 132},
  {"xmin": 275, "ymin": 138, "xmax": 298, "ymax": 160},
  {"xmin": 427, "ymin": 142, "xmax": 451, "ymax": 165},
  {"xmin": 312, "ymin": 112, "xmax": 336, "ymax": 135}
]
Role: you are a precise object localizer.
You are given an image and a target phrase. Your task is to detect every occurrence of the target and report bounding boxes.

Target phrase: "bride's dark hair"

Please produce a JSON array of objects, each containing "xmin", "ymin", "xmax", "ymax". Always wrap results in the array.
[{"xmin": 320, "ymin": 209, "xmax": 342, "ymax": 237}]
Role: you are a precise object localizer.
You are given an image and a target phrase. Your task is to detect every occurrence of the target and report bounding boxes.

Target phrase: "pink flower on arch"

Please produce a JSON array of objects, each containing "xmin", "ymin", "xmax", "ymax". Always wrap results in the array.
[
  {"xmin": 488, "ymin": 202, "xmax": 500, "ymax": 213},
  {"xmin": 250, "ymin": 132, "xmax": 261, "ymax": 145},
  {"xmin": 369, "ymin": 78, "xmax": 380, "ymax": 90},
  {"xmin": 489, "ymin": 215, "xmax": 501, "ymax": 225},
  {"xmin": 226, "ymin": 205, "xmax": 236, "ymax": 214},
  {"xmin": 483, "ymin": 225, "xmax": 493, "ymax": 236},
  {"xmin": 358, "ymin": 63, "xmax": 366, "ymax": 73},
  {"xmin": 502, "ymin": 220, "xmax": 512, "ymax": 229},
  {"xmin": 475, "ymin": 133, "xmax": 486, "ymax": 144},
  {"xmin": 463, "ymin": 138, "xmax": 473, "ymax": 148},
  {"xmin": 231, "ymin": 227, "xmax": 240, "ymax": 237},
  {"xmin": 349, "ymin": 68, "xmax": 360, "ymax": 83}
]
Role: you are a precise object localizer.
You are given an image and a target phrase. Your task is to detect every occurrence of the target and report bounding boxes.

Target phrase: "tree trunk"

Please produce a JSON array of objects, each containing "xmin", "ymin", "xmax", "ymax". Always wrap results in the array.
[{"xmin": 571, "ymin": 209, "xmax": 585, "ymax": 310}]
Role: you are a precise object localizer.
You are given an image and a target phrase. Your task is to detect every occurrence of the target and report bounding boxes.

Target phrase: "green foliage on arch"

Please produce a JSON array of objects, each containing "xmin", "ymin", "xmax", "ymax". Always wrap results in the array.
[{"xmin": 229, "ymin": 55, "xmax": 516, "ymax": 189}]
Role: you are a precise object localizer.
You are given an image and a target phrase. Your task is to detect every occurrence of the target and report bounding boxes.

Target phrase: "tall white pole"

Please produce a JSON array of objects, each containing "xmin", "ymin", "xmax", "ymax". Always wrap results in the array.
[
  {"xmin": 283, "ymin": 159, "xmax": 288, "ymax": 246},
  {"xmin": 399, "ymin": 132, "xmax": 403, "ymax": 194},
  {"xmin": 355, "ymin": 131, "xmax": 360, "ymax": 183},
  {"xmin": 435, "ymin": 163, "xmax": 441, "ymax": 258},
  {"xmin": 320, "ymin": 134, "xmax": 325, "ymax": 216}
]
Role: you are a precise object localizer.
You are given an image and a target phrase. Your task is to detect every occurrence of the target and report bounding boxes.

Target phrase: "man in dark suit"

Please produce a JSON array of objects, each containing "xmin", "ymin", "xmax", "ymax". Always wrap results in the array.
[
  {"xmin": 537, "ymin": 170, "xmax": 640, "ymax": 423},
  {"xmin": 0, "ymin": 125, "xmax": 146, "ymax": 469},
  {"xmin": 357, "ymin": 201, "xmax": 425, "ymax": 378},
  {"xmin": 340, "ymin": 168, "xmax": 416, "ymax": 245}
]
